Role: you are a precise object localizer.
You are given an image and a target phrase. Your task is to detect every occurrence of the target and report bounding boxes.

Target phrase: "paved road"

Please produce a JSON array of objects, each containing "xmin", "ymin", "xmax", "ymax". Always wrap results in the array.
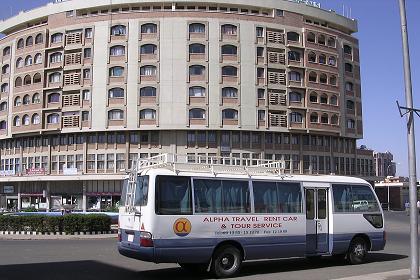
[{"xmin": 0, "ymin": 212, "xmax": 413, "ymax": 280}]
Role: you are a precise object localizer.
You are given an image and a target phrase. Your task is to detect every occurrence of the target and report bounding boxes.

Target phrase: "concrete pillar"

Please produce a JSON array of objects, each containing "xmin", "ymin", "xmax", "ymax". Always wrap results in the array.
[
  {"xmin": 46, "ymin": 182, "xmax": 51, "ymax": 212},
  {"xmin": 17, "ymin": 182, "xmax": 21, "ymax": 212},
  {"xmin": 82, "ymin": 181, "xmax": 87, "ymax": 213}
]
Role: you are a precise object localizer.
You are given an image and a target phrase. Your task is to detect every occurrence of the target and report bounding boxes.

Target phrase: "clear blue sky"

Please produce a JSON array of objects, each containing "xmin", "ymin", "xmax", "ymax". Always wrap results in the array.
[{"xmin": 0, "ymin": 0, "xmax": 419, "ymax": 176}]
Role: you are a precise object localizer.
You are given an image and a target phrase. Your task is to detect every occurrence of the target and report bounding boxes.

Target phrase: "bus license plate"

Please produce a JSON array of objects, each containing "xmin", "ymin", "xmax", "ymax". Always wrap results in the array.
[{"xmin": 128, "ymin": 234, "xmax": 134, "ymax": 242}]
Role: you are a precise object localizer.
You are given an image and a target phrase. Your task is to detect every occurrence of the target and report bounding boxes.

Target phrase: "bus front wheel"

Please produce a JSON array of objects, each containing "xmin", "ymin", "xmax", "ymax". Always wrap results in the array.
[
  {"xmin": 211, "ymin": 245, "xmax": 242, "ymax": 278},
  {"xmin": 347, "ymin": 237, "xmax": 367, "ymax": 265}
]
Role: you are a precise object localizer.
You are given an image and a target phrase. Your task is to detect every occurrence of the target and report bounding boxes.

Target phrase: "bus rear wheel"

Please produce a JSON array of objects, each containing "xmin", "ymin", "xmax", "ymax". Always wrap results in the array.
[
  {"xmin": 211, "ymin": 245, "xmax": 242, "ymax": 278},
  {"xmin": 347, "ymin": 237, "xmax": 368, "ymax": 265}
]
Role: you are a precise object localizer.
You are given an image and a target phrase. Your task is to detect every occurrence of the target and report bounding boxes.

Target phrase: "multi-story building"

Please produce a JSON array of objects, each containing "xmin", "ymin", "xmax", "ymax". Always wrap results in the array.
[
  {"xmin": 0, "ymin": 0, "xmax": 373, "ymax": 211},
  {"xmin": 374, "ymin": 151, "xmax": 396, "ymax": 178}
]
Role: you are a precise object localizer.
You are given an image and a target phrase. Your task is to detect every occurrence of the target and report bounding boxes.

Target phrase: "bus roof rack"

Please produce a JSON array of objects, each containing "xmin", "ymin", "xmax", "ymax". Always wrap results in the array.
[{"xmin": 134, "ymin": 153, "xmax": 287, "ymax": 177}]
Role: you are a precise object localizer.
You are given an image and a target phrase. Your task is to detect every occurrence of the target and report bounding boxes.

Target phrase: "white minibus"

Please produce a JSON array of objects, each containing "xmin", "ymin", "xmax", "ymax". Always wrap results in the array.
[{"xmin": 118, "ymin": 154, "xmax": 385, "ymax": 278}]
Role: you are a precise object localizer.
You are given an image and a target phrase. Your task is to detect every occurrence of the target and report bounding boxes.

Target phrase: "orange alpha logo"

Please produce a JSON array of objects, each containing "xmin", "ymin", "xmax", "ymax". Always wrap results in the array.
[{"xmin": 173, "ymin": 218, "xmax": 192, "ymax": 237}]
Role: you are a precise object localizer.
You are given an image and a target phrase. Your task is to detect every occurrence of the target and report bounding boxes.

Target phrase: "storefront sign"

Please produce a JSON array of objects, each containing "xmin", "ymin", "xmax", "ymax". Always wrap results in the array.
[
  {"xmin": 26, "ymin": 168, "xmax": 46, "ymax": 175},
  {"xmin": 0, "ymin": 170, "xmax": 15, "ymax": 176},
  {"xmin": 63, "ymin": 168, "xmax": 78, "ymax": 175},
  {"xmin": 288, "ymin": 0, "xmax": 321, "ymax": 8},
  {"xmin": 3, "ymin": 186, "xmax": 14, "ymax": 194}
]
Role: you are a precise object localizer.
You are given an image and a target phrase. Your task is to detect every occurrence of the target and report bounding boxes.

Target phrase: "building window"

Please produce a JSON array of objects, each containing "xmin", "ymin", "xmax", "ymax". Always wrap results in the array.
[
  {"xmin": 328, "ymin": 56, "xmax": 336, "ymax": 66},
  {"xmin": 47, "ymin": 114, "xmax": 59, "ymax": 124},
  {"xmin": 310, "ymin": 113, "xmax": 318, "ymax": 123},
  {"xmin": 318, "ymin": 34, "xmax": 326, "ymax": 45},
  {"xmin": 307, "ymin": 32, "xmax": 315, "ymax": 43},
  {"xmin": 140, "ymin": 109, "xmax": 156, "ymax": 120},
  {"xmin": 309, "ymin": 92, "xmax": 318, "ymax": 103},
  {"xmin": 85, "ymin": 28, "xmax": 93, "ymax": 39},
  {"xmin": 222, "ymin": 109, "xmax": 238, "ymax": 120},
  {"xmin": 331, "ymin": 115, "xmax": 339, "ymax": 125},
  {"xmin": 256, "ymin": 27, "xmax": 264, "ymax": 38},
  {"xmin": 189, "ymin": 23, "xmax": 205, "ymax": 33},
  {"xmin": 0, "ymin": 102, "xmax": 7, "ymax": 111},
  {"xmin": 49, "ymin": 72, "xmax": 61, "ymax": 83},
  {"xmin": 189, "ymin": 86, "xmax": 205, "ymax": 97},
  {"xmin": 84, "ymin": 48, "xmax": 92, "ymax": 58},
  {"xmin": 35, "ymin": 34, "xmax": 43, "ymax": 44},
  {"xmin": 276, "ymin": 9, "xmax": 284, "ymax": 16},
  {"xmin": 140, "ymin": 65, "xmax": 156, "ymax": 76},
  {"xmin": 189, "ymin": 108, "xmax": 206, "ymax": 119},
  {"xmin": 346, "ymin": 100, "xmax": 355, "ymax": 110},
  {"xmin": 1, "ymin": 83, "xmax": 9, "ymax": 93},
  {"xmin": 141, "ymin": 23, "xmax": 157, "ymax": 34},
  {"xmin": 290, "ymin": 112, "xmax": 302, "ymax": 123},
  {"xmin": 257, "ymin": 68, "xmax": 265, "ymax": 78},
  {"xmin": 330, "ymin": 95, "xmax": 338, "ymax": 106},
  {"xmin": 108, "ymin": 109, "xmax": 124, "ymax": 120},
  {"xmin": 83, "ymin": 69, "xmax": 91, "ymax": 79},
  {"xmin": 320, "ymin": 114, "xmax": 329, "ymax": 124},
  {"xmin": 140, "ymin": 87, "xmax": 157, "ymax": 97},
  {"xmin": 13, "ymin": 116, "xmax": 20, "ymax": 127},
  {"xmin": 344, "ymin": 44, "xmax": 352, "ymax": 55},
  {"xmin": 0, "ymin": 121, "xmax": 6, "ymax": 130},
  {"xmin": 2, "ymin": 65, "xmax": 9, "ymax": 74},
  {"xmin": 22, "ymin": 115, "xmax": 30, "ymax": 126},
  {"xmin": 48, "ymin": 93, "xmax": 60, "ymax": 103},
  {"xmin": 221, "ymin": 24, "xmax": 237, "ymax": 35},
  {"xmin": 257, "ymin": 89, "xmax": 265, "ymax": 99},
  {"xmin": 258, "ymin": 110, "xmax": 265, "ymax": 121},
  {"xmin": 318, "ymin": 54, "xmax": 326, "ymax": 64},
  {"xmin": 345, "ymin": 82, "xmax": 354, "ymax": 91},
  {"xmin": 289, "ymin": 71, "xmax": 301, "ymax": 81},
  {"xmin": 17, "ymin": 39, "xmax": 24, "ymax": 49},
  {"xmin": 26, "ymin": 36, "xmax": 33, "ymax": 47},
  {"xmin": 108, "ymin": 87, "xmax": 124, "ymax": 98},
  {"xmin": 51, "ymin": 33, "xmax": 63, "ymax": 43},
  {"xmin": 329, "ymin": 75, "xmax": 337, "ymax": 85},
  {"xmin": 15, "ymin": 77, "xmax": 22, "ymax": 87},
  {"xmin": 140, "ymin": 44, "xmax": 157, "ymax": 54},
  {"xmin": 222, "ymin": 87, "xmax": 238, "ymax": 98},
  {"xmin": 3, "ymin": 46, "xmax": 10, "ymax": 56},
  {"xmin": 319, "ymin": 73, "xmax": 327, "ymax": 84},
  {"xmin": 32, "ymin": 93, "xmax": 40, "ymax": 104},
  {"xmin": 16, "ymin": 58, "xmax": 24, "ymax": 68},
  {"xmin": 24, "ymin": 56, "xmax": 33, "ymax": 66},
  {"xmin": 82, "ymin": 111, "xmax": 89, "ymax": 121},
  {"xmin": 287, "ymin": 32, "xmax": 300, "ymax": 42},
  {"xmin": 111, "ymin": 25, "xmax": 126, "ymax": 36},
  {"xmin": 222, "ymin": 66, "xmax": 237, "ymax": 76},
  {"xmin": 308, "ymin": 72, "xmax": 317, "ymax": 82},
  {"xmin": 308, "ymin": 52, "xmax": 316, "ymax": 63},
  {"xmin": 347, "ymin": 119, "xmax": 355, "ymax": 129},
  {"xmin": 189, "ymin": 44, "xmax": 205, "ymax": 54},
  {"xmin": 345, "ymin": 63, "xmax": 353, "ymax": 73},
  {"xmin": 109, "ymin": 66, "xmax": 124, "ymax": 77},
  {"xmin": 82, "ymin": 90, "xmax": 90, "ymax": 101},
  {"xmin": 288, "ymin": 51, "xmax": 300, "ymax": 61},
  {"xmin": 327, "ymin": 37, "xmax": 336, "ymax": 47},
  {"xmin": 23, "ymin": 95, "xmax": 30, "ymax": 105},
  {"xmin": 23, "ymin": 75, "xmax": 31, "ymax": 85},
  {"xmin": 14, "ymin": 97, "xmax": 21, "ymax": 107},
  {"xmin": 289, "ymin": 91, "xmax": 301, "ymax": 102},
  {"xmin": 110, "ymin": 45, "xmax": 125, "ymax": 56},
  {"xmin": 189, "ymin": 65, "xmax": 205, "ymax": 76},
  {"xmin": 34, "ymin": 53, "xmax": 42, "ymax": 64}
]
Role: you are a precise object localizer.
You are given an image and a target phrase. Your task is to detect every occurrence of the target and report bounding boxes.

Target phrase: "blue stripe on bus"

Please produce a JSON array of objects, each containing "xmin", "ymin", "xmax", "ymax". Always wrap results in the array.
[{"xmin": 118, "ymin": 230, "xmax": 384, "ymax": 263}]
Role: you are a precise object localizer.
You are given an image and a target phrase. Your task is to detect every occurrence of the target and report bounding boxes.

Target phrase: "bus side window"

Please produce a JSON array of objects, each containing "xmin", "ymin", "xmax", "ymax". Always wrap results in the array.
[
  {"xmin": 253, "ymin": 181, "xmax": 302, "ymax": 213},
  {"xmin": 332, "ymin": 184, "xmax": 352, "ymax": 212},
  {"xmin": 156, "ymin": 176, "xmax": 192, "ymax": 215},
  {"xmin": 306, "ymin": 189, "xmax": 315, "ymax": 219},
  {"xmin": 351, "ymin": 185, "xmax": 380, "ymax": 212}
]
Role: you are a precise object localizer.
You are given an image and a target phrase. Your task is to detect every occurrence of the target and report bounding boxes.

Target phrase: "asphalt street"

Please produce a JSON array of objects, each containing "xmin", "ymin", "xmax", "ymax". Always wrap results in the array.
[{"xmin": 0, "ymin": 212, "xmax": 412, "ymax": 280}]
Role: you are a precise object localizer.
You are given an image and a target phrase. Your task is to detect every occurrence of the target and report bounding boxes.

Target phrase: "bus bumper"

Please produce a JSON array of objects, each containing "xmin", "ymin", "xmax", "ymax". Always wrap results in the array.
[{"xmin": 118, "ymin": 242, "xmax": 155, "ymax": 262}]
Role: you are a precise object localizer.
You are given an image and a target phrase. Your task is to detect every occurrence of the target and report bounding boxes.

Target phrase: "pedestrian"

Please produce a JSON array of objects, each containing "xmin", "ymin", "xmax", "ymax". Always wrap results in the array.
[
  {"xmin": 405, "ymin": 201, "xmax": 410, "ymax": 215},
  {"xmin": 417, "ymin": 200, "xmax": 420, "ymax": 214}
]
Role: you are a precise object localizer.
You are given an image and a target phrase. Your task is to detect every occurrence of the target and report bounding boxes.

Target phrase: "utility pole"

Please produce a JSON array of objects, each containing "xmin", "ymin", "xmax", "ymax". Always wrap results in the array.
[{"xmin": 397, "ymin": 0, "xmax": 418, "ymax": 278}]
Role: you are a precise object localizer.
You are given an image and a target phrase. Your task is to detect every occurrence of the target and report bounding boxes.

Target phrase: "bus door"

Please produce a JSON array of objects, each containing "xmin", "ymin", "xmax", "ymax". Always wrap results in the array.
[{"xmin": 305, "ymin": 188, "xmax": 329, "ymax": 254}]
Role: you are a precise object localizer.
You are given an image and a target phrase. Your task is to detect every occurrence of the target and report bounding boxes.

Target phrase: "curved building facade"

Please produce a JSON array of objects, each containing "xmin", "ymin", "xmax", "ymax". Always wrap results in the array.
[{"xmin": 0, "ymin": 0, "xmax": 373, "ymax": 211}]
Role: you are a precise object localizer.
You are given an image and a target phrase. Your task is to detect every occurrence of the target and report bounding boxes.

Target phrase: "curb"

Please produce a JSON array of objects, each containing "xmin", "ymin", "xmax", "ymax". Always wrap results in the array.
[
  {"xmin": 0, "ymin": 230, "xmax": 116, "ymax": 236},
  {"xmin": 0, "ymin": 232, "xmax": 117, "ymax": 240}
]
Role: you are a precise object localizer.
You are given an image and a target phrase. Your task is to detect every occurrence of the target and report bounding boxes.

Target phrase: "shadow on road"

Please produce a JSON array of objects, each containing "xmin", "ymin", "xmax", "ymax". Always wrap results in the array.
[{"xmin": 0, "ymin": 253, "xmax": 407, "ymax": 280}]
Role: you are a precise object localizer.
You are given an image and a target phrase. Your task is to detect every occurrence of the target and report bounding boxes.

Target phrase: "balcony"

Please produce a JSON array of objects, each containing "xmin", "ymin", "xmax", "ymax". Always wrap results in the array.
[
  {"xmin": 266, "ymin": 30, "xmax": 285, "ymax": 46},
  {"xmin": 268, "ymin": 71, "xmax": 286, "ymax": 86},
  {"xmin": 269, "ymin": 113, "xmax": 287, "ymax": 128},
  {"xmin": 268, "ymin": 91, "xmax": 286, "ymax": 106},
  {"xmin": 65, "ymin": 32, "xmax": 82, "ymax": 47},
  {"xmin": 65, "ymin": 53, "xmax": 82, "ymax": 67},
  {"xmin": 62, "ymin": 94, "xmax": 80, "ymax": 108},
  {"xmin": 62, "ymin": 114, "xmax": 80, "ymax": 128}
]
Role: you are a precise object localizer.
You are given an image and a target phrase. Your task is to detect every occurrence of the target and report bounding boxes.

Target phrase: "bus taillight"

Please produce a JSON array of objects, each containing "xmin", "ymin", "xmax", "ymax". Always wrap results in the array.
[{"xmin": 140, "ymin": 231, "xmax": 154, "ymax": 247}]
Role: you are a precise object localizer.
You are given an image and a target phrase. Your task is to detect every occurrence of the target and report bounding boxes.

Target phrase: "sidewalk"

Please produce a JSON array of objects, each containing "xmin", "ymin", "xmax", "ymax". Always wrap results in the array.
[
  {"xmin": 0, "ymin": 233, "xmax": 117, "ymax": 240},
  {"xmin": 332, "ymin": 269, "xmax": 412, "ymax": 280}
]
